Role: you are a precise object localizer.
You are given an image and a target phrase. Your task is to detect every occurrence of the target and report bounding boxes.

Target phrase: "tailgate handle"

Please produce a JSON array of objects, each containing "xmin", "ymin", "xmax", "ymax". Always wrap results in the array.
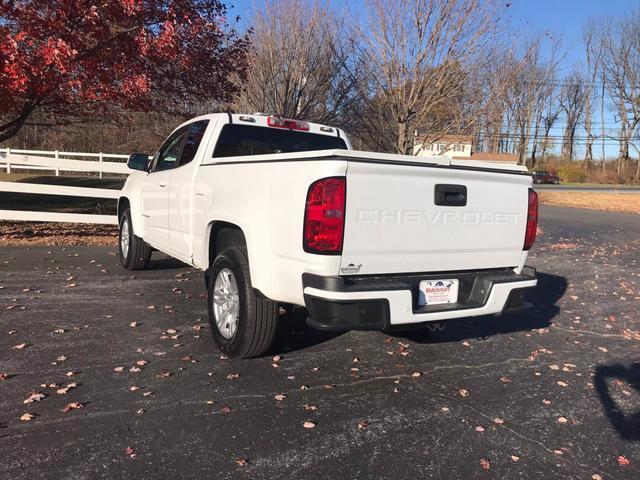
[{"xmin": 434, "ymin": 184, "xmax": 467, "ymax": 206}]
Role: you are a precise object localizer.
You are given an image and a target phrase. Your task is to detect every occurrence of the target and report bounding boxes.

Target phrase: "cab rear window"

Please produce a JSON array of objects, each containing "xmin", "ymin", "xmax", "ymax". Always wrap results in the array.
[{"xmin": 212, "ymin": 124, "xmax": 347, "ymax": 158}]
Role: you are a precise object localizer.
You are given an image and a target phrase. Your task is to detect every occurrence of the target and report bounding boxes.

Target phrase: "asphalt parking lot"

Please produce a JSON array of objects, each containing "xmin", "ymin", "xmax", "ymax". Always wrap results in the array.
[{"xmin": 1, "ymin": 205, "xmax": 639, "ymax": 479}]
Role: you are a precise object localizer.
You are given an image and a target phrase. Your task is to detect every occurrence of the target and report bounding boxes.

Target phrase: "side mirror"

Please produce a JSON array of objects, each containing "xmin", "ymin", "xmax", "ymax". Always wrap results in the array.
[{"xmin": 127, "ymin": 153, "xmax": 150, "ymax": 172}]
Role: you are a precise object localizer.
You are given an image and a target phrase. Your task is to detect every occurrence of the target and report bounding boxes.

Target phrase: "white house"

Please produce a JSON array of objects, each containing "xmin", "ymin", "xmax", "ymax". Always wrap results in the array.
[
  {"xmin": 413, "ymin": 134, "xmax": 473, "ymax": 158},
  {"xmin": 413, "ymin": 134, "xmax": 518, "ymax": 163}
]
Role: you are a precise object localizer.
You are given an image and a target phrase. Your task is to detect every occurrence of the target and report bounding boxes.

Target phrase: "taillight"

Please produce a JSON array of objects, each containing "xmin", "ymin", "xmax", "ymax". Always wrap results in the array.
[
  {"xmin": 524, "ymin": 188, "xmax": 538, "ymax": 250},
  {"xmin": 304, "ymin": 177, "xmax": 346, "ymax": 254},
  {"xmin": 267, "ymin": 116, "xmax": 310, "ymax": 131}
]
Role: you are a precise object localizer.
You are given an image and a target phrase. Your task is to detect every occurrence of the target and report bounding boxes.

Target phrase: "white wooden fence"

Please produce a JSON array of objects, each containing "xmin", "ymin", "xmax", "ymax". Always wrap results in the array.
[{"xmin": 0, "ymin": 148, "xmax": 133, "ymax": 225}]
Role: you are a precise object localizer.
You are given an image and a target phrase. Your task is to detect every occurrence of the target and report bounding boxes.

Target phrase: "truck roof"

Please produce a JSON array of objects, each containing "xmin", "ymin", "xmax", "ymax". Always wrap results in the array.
[{"xmin": 176, "ymin": 112, "xmax": 348, "ymax": 142}]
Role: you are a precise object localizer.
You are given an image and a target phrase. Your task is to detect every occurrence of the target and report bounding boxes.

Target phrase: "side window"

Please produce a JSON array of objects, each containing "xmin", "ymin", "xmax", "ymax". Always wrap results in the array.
[
  {"xmin": 151, "ymin": 126, "xmax": 188, "ymax": 172},
  {"xmin": 179, "ymin": 120, "xmax": 209, "ymax": 167}
]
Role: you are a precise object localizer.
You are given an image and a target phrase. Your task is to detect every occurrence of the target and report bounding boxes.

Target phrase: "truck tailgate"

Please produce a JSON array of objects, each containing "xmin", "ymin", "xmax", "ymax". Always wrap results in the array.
[{"xmin": 340, "ymin": 161, "xmax": 531, "ymax": 275}]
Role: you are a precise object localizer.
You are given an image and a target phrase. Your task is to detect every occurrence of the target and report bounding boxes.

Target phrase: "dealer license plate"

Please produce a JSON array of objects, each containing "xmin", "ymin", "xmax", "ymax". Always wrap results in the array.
[{"xmin": 418, "ymin": 279, "xmax": 459, "ymax": 306}]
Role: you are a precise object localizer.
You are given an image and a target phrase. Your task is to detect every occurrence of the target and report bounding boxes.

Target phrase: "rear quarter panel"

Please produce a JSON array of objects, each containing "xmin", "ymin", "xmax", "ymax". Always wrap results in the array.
[{"xmin": 194, "ymin": 159, "xmax": 347, "ymax": 305}]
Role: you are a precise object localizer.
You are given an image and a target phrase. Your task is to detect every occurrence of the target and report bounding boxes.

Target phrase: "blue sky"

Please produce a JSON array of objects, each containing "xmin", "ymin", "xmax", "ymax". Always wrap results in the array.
[
  {"xmin": 507, "ymin": 0, "xmax": 640, "ymax": 73},
  {"xmin": 230, "ymin": 0, "xmax": 639, "ymax": 72},
  {"xmin": 228, "ymin": 0, "xmax": 640, "ymax": 158}
]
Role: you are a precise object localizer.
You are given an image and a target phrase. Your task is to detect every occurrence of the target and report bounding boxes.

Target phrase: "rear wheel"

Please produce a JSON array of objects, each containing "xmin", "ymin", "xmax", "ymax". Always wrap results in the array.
[
  {"xmin": 119, "ymin": 208, "xmax": 151, "ymax": 270},
  {"xmin": 207, "ymin": 247, "xmax": 278, "ymax": 358}
]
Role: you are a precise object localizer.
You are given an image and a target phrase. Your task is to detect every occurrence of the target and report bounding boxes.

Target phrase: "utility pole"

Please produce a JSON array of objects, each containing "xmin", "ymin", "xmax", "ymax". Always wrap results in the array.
[{"xmin": 601, "ymin": 75, "xmax": 606, "ymax": 173}]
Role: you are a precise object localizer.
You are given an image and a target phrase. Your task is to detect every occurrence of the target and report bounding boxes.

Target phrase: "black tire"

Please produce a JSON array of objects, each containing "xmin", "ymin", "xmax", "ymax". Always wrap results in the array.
[
  {"xmin": 118, "ymin": 208, "xmax": 151, "ymax": 270},
  {"xmin": 207, "ymin": 247, "xmax": 278, "ymax": 358}
]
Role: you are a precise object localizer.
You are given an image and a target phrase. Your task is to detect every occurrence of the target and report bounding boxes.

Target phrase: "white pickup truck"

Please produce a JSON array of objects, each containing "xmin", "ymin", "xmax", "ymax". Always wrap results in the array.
[{"xmin": 118, "ymin": 113, "xmax": 538, "ymax": 358}]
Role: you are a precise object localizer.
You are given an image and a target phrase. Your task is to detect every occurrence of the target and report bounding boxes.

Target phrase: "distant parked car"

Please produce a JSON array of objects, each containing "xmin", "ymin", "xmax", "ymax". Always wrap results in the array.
[{"xmin": 532, "ymin": 171, "xmax": 560, "ymax": 184}]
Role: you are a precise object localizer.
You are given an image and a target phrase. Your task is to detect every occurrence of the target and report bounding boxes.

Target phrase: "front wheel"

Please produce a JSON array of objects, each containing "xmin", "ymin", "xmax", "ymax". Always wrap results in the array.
[
  {"xmin": 207, "ymin": 247, "xmax": 278, "ymax": 358},
  {"xmin": 119, "ymin": 208, "xmax": 151, "ymax": 270}
]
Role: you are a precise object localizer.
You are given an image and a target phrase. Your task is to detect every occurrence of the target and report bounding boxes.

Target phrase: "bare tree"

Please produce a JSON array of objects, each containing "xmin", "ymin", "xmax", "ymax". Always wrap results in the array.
[
  {"xmin": 599, "ymin": 11, "xmax": 640, "ymax": 180},
  {"xmin": 506, "ymin": 39, "xmax": 561, "ymax": 166},
  {"xmin": 538, "ymin": 96, "xmax": 562, "ymax": 163},
  {"xmin": 232, "ymin": 0, "xmax": 357, "ymax": 125},
  {"xmin": 582, "ymin": 19, "xmax": 604, "ymax": 169},
  {"xmin": 349, "ymin": 0, "xmax": 503, "ymax": 154},
  {"xmin": 559, "ymin": 71, "xmax": 586, "ymax": 162}
]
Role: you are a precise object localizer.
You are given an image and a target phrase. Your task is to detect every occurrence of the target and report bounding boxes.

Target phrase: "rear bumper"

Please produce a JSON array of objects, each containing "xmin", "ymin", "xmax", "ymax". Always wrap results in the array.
[{"xmin": 303, "ymin": 267, "xmax": 537, "ymax": 331}]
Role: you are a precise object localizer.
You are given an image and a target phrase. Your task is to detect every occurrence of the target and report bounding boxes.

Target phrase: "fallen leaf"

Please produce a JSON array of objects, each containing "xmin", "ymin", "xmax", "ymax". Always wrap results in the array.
[
  {"xmin": 227, "ymin": 373, "xmax": 240, "ymax": 380},
  {"xmin": 129, "ymin": 367, "xmax": 141, "ymax": 373},
  {"xmin": 480, "ymin": 458, "xmax": 490, "ymax": 470},
  {"xmin": 557, "ymin": 416, "xmax": 568, "ymax": 424},
  {"xmin": 303, "ymin": 421, "xmax": 316, "ymax": 429},
  {"xmin": 56, "ymin": 355, "xmax": 67, "ymax": 362},
  {"xmin": 511, "ymin": 455, "xmax": 520, "ymax": 462},
  {"xmin": 274, "ymin": 394, "xmax": 287, "ymax": 402},
  {"xmin": 130, "ymin": 322, "xmax": 138, "ymax": 327},
  {"xmin": 357, "ymin": 420, "xmax": 369, "ymax": 430},
  {"xmin": 272, "ymin": 355, "xmax": 282, "ymax": 363},
  {"xmin": 458, "ymin": 388, "xmax": 469, "ymax": 397},
  {"xmin": 53, "ymin": 328, "xmax": 65, "ymax": 334},
  {"xmin": 618, "ymin": 455, "xmax": 630, "ymax": 466},
  {"xmin": 475, "ymin": 425, "xmax": 485, "ymax": 432},
  {"xmin": 221, "ymin": 405, "xmax": 232, "ymax": 413},
  {"xmin": 136, "ymin": 360, "xmax": 147, "ymax": 366},
  {"xmin": 62, "ymin": 402, "xmax": 83, "ymax": 412},
  {"xmin": 124, "ymin": 447, "xmax": 137, "ymax": 458},
  {"xmin": 23, "ymin": 392, "xmax": 46, "ymax": 404},
  {"xmin": 557, "ymin": 381, "xmax": 568, "ymax": 387},
  {"xmin": 113, "ymin": 367, "xmax": 124, "ymax": 373},
  {"xmin": 129, "ymin": 386, "xmax": 140, "ymax": 391},
  {"xmin": 20, "ymin": 413, "xmax": 35, "ymax": 421},
  {"xmin": 303, "ymin": 404, "xmax": 317, "ymax": 411},
  {"xmin": 156, "ymin": 371, "xmax": 171, "ymax": 379},
  {"xmin": 494, "ymin": 417, "xmax": 504, "ymax": 424},
  {"xmin": 13, "ymin": 343, "xmax": 28, "ymax": 350},
  {"xmin": 411, "ymin": 372, "xmax": 422, "ymax": 378},
  {"xmin": 136, "ymin": 409, "xmax": 145, "ymax": 415},
  {"xmin": 500, "ymin": 376, "xmax": 512, "ymax": 383},
  {"xmin": 0, "ymin": 373, "xmax": 10, "ymax": 381},
  {"xmin": 234, "ymin": 458, "xmax": 249, "ymax": 467}
]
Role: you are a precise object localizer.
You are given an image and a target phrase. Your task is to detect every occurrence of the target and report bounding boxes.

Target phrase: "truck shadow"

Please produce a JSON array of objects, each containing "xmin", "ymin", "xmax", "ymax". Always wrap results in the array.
[
  {"xmin": 271, "ymin": 309, "xmax": 345, "ymax": 355},
  {"xmin": 145, "ymin": 254, "xmax": 192, "ymax": 271},
  {"xmin": 388, "ymin": 271, "xmax": 566, "ymax": 344},
  {"xmin": 594, "ymin": 361, "xmax": 640, "ymax": 441}
]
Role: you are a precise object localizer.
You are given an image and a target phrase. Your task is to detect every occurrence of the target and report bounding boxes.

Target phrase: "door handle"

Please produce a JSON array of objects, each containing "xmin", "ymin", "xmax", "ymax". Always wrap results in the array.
[{"xmin": 434, "ymin": 184, "xmax": 467, "ymax": 206}]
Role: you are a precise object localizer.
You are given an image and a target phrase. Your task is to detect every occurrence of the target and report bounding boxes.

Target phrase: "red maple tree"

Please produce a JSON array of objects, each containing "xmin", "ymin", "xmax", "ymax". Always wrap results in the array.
[{"xmin": 0, "ymin": 0, "xmax": 250, "ymax": 142}]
